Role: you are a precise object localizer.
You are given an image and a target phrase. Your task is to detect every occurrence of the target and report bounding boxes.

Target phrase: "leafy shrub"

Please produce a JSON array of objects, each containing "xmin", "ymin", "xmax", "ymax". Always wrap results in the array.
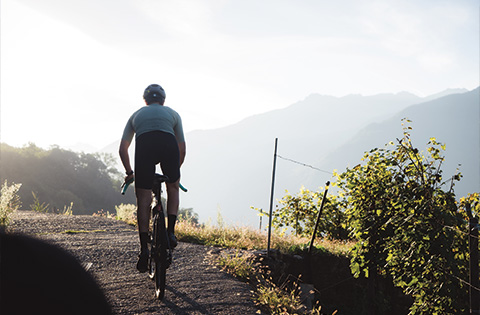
[
  {"xmin": 335, "ymin": 120, "xmax": 470, "ymax": 314},
  {"xmin": 262, "ymin": 187, "xmax": 349, "ymax": 241},
  {"xmin": 0, "ymin": 180, "xmax": 22, "ymax": 227}
]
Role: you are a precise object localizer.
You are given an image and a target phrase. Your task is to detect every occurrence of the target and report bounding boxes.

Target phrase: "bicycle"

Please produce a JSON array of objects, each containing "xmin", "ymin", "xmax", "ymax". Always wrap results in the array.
[{"xmin": 121, "ymin": 174, "xmax": 187, "ymax": 300}]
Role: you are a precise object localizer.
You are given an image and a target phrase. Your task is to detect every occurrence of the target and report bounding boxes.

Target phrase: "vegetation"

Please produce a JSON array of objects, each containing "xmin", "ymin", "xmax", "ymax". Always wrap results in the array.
[
  {"xmin": 255, "ymin": 279, "xmax": 325, "ymax": 315},
  {"xmin": 0, "ymin": 180, "xmax": 22, "ymax": 227},
  {"xmin": 251, "ymin": 120, "xmax": 478, "ymax": 314},
  {"xmin": 0, "ymin": 143, "xmax": 136, "ymax": 214},
  {"xmin": 175, "ymin": 220, "xmax": 353, "ymax": 256},
  {"xmin": 259, "ymin": 187, "xmax": 349, "ymax": 240},
  {"xmin": 30, "ymin": 192, "xmax": 50, "ymax": 213},
  {"xmin": 335, "ymin": 120, "xmax": 472, "ymax": 314},
  {"xmin": 114, "ymin": 203, "xmax": 137, "ymax": 226},
  {"xmin": 214, "ymin": 241, "xmax": 335, "ymax": 314}
]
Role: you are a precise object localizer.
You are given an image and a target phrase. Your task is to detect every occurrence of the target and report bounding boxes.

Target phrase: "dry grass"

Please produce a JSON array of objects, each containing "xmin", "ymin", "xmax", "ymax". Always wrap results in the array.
[{"xmin": 176, "ymin": 220, "xmax": 354, "ymax": 256}]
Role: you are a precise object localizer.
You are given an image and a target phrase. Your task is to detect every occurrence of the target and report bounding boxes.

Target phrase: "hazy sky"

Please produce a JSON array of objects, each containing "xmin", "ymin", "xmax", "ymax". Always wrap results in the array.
[{"xmin": 1, "ymin": 0, "xmax": 478, "ymax": 149}]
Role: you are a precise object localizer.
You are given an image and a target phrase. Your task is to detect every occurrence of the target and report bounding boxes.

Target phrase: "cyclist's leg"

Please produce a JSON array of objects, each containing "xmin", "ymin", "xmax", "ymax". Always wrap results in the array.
[
  {"xmin": 166, "ymin": 181, "xmax": 179, "ymax": 217},
  {"xmin": 136, "ymin": 188, "xmax": 152, "ymax": 234},
  {"xmin": 135, "ymin": 132, "xmax": 157, "ymax": 236},
  {"xmin": 157, "ymin": 133, "xmax": 180, "ymax": 247},
  {"xmin": 165, "ymin": 181, "xmax": 179, "ymax": 248},
  {"xmin": 134, "ymin": 132, "xmax": 157, "ymax": 271}
]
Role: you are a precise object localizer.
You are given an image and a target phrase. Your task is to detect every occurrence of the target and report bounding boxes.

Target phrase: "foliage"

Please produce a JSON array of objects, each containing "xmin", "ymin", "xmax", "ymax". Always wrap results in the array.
[
  {"xmin": 30, "ymin": 192, "xmax": 50, "ymax": 213},
  {"xmin": 0, "ymin": 143, "xmax": 136, "ymax": 214},
  {"xmin": 0, "ymin": 180, "xmax": 22, "ymax": 227},
  {"xmin": 261, "ymin": 186, "xmax": 349, "ymax": 240},
  {"xmin": 459, "ymin": 192, "xmax": 480, "ymax": 217},
  {"xmin": 335, "ymin": 120, "xmax": 470, "ymax": 314},
  {"xmin": 115, "ymin": 203, "xmax": 137, "ymax": 226}
]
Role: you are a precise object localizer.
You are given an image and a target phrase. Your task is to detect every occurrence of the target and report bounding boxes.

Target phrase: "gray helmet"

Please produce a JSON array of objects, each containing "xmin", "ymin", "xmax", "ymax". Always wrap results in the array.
[{"xmin": 143, "ymin": 84, "xmax": 166, "ymax": 104}]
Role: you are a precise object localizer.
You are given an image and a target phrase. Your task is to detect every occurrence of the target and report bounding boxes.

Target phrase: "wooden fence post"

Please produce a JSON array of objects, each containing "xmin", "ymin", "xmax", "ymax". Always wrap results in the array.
[{"xmin": 308, "ymin": 182, "xmax": 330, "ymax": 254}]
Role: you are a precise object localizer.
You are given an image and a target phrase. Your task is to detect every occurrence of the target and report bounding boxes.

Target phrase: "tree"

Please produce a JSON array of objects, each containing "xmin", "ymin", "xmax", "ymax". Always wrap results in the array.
[{"xmin": 0, "ymin": 143, "xmax": 135, "ymax": 214}]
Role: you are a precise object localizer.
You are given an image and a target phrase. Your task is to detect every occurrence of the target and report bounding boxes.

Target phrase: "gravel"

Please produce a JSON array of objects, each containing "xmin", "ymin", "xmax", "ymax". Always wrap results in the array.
[{"xmin": 10, "ymin": 210, "xmax": 264, "ymax": 315}]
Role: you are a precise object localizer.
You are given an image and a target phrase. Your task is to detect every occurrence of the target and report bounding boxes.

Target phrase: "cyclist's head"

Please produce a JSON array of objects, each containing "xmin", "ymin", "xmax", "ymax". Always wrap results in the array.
[{"xmin": 143, "ymin": 84, "xmax": 166, "ymax": 105}]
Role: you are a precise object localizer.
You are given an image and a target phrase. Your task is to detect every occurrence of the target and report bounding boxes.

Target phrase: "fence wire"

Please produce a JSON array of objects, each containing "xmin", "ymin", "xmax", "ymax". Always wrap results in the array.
[{"xmin": 276, "ymin": 154, "xmax": 333, "ymax": 175}]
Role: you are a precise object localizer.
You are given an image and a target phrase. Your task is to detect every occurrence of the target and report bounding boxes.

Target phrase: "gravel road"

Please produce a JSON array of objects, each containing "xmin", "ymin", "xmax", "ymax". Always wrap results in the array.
[{"xmin": 10, "ymin": 210, "xmax": 264, "ymax": 315}]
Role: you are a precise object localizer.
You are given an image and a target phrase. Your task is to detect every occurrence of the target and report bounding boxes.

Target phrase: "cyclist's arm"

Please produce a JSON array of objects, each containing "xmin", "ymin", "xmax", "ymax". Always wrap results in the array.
[
  {"xmin": 119, "ymin": 139, "xmax": 133, "ymax": 176},
  {"xmin": 178, "ymin": 141, "xmax": 186, "ymax": 167}
]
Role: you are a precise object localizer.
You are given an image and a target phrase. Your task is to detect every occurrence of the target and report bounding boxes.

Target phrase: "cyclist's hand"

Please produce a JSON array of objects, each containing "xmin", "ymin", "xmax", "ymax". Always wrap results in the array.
[{"xmin": 124, "ymin": 173, "xmax": 134, "ymax": 183}]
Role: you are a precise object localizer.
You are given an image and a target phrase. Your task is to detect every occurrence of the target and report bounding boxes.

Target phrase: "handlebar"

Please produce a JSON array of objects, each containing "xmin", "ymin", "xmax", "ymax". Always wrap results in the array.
[
  {"xmin": 179, "ymin": 183, "xmax": 188, "ymax": 192},
  {"xmin": 121, "ymin": 178, "xmax": 187, "ymax": 195},
  {"xmin": 121, "ymin": 177, "xmax": 134, "ymax": 195}
]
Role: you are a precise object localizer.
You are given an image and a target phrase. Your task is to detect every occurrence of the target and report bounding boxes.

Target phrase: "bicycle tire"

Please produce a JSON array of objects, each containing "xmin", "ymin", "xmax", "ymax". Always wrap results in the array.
[
  {"xmin": 148, "ymin": 232, "xmax": 155, "ymax": 280},
  {"xmin": 153, "ymin": 208, "xmax": 167, "ymax": 300}
]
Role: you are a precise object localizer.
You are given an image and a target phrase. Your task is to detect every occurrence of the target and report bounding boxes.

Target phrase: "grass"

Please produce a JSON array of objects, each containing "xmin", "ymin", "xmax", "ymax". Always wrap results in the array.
[{"xmin": 176, "ymin": 220, "xmax": 354, "ymax": 257}]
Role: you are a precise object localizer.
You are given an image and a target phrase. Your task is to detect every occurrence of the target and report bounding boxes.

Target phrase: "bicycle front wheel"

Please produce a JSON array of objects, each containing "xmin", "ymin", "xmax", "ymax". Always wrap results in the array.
[
  {"xmin": 153, "ymin": 212, "xmax": 167, "ymax": 300},
  {"xmin": 154, "ymin": 248, "xmax": 167, "ymax": 300}
]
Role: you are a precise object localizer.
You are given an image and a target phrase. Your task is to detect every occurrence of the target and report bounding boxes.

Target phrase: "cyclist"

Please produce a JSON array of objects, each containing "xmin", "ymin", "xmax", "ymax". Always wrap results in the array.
[{"xmin": 119, "ymin": 84, "xmax": 186, "ymax": 273}]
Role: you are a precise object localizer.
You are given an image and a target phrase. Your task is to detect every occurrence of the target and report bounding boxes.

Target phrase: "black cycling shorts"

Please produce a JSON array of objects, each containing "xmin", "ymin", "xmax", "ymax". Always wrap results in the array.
[{"xmin": 134, "ymin": 131, "xmax": 180, "ymax": 189}]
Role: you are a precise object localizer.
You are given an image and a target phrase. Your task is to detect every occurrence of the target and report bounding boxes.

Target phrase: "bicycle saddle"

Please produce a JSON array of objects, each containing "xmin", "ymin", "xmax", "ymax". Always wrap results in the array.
[{"xmin": 154, "ymin": 174, "xmax": 169, "ymax": 183}]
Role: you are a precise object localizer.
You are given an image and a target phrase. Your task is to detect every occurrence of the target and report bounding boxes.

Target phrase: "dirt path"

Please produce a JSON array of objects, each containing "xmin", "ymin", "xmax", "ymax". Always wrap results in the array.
[{"xmin": 10, "ymin": 210, "xmax": 264, "ymax": 315}]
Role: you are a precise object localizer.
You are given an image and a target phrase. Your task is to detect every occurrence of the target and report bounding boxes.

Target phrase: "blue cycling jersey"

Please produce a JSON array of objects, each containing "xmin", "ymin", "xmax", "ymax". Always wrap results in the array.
[{"xmin": 122, "ymin": 104, "xmax": 185, "ymax": 143}]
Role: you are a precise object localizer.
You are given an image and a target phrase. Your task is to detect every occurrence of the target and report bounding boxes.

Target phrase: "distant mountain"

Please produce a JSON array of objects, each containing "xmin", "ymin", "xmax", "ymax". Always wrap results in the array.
[
  {"xmin": 175, "ymin": 89, "xmax": 478, "ymax": 226},
  {"xmin": 312, "ymin": 88, "xmax": 479, "ymax": 199}
]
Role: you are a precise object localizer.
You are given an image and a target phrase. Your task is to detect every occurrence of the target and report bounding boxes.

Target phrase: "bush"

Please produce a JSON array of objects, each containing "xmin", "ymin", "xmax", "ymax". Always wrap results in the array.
[
  {"xmin": 335, "ymin": 120, "xmax": 470, "ymax": 314},
  {"xmin": 0, "ymin": 180, "xmax": 22, "ymax": 227},
  {"xmin": 115, "ymin": 203, "xmax": 137, "ymax": 226}
]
